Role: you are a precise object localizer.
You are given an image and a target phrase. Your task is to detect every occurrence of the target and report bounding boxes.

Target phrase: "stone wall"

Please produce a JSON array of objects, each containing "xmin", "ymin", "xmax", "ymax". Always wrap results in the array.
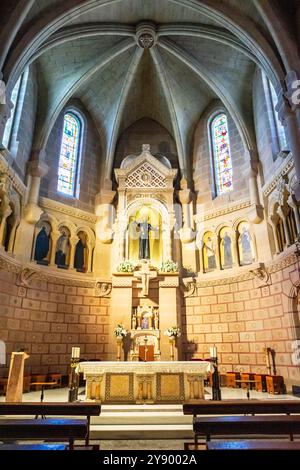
[
  {"xmin": 182, "ymin": 250, "xmax": 300, "ymax": 388},
  {"xmin": 0, "ymin": 268, "xmax": 110, "ymax": 377}
]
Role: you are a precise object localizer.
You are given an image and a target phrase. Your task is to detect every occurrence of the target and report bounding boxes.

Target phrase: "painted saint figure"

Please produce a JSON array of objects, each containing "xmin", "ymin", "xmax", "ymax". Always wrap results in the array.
[
  {"xmin": 34, "ymin": 226, "xmax": 50, "ymax": 264},
  {"xmin": 222, "ymin": 232, "xmax": 232, "ymax": 268},
  {"xmin": 55, "ymin": 230, "xmax": 70, "ymax": 267},
  {"xmin": 74, "ymin": 232, "xmax": 87, "ymax": 272},
  {"xmin": 239, "ymin": 226, "xmax": 253, "ymax": 265},
  {"xmin": 204, "ymin": 236, "xmax": 216, "ymax": 270}
]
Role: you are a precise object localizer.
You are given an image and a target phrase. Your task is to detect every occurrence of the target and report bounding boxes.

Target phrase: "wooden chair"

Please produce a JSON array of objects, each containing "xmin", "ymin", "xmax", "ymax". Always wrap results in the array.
[
  {"xmin": 266, "ymin": 375, "xmax": 285, "ymax": 394},
  {"xmin": 226, "ymin": 372, "xmax": 240, "ymax": 388},
  {"xmin": 47, "ymin": 373, "xmax": 62, "ymax": 388},
  {"xmin": 254, "ymin": 373, "xmax": 267, "ymax": 392},
  {"xmin": 30, "ymin": 374, "xmax": 47, "ymax": 391}
]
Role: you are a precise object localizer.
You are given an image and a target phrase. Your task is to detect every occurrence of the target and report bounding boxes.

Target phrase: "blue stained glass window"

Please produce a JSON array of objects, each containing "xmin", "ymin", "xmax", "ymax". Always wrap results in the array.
[
  {"xmin": 211, "ymin": 113, "xmax": 233, "ymax": 195},
  {"xmin": 57, "ymin": 112, "xmax": 81, "ymax": 196}
]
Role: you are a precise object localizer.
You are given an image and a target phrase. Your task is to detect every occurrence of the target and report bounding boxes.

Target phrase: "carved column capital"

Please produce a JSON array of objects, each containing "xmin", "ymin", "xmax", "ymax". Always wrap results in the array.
[{"xmin": 27, "ymin": 158, "xmax": 48, "ymax": 178}]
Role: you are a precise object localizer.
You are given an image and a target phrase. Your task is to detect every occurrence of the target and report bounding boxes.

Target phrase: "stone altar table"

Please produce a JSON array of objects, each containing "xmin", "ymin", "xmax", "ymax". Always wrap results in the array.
[{"xmin": 77, "ymin": 361, "xmax": 213, "ymax": 404}]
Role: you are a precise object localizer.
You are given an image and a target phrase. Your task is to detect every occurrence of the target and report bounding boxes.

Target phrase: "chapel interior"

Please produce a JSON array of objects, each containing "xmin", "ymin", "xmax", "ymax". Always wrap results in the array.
[{"xmin": 1, "ymin": 0, "xmax": 300, "ymax": 452}]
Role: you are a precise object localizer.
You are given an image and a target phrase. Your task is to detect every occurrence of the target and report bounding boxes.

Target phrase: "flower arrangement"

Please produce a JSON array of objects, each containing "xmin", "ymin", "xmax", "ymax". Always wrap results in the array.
[
  {"xmin": 116, "ymin": 260, "xmax": 136, "ymax": 273},
  {"xmin": 159, "ymin": 260, "xmax": 178, "ymax": 273},
  {"xmin": 113, "ymin": 324, "xmax": 128, "ymax": 338},
  {"xmin": 164, "ymin": 326, "xmax": 181, "ymax": 338}
]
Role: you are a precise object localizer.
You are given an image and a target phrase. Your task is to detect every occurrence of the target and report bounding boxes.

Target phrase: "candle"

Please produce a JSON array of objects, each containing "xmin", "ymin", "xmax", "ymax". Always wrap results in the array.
[
  {"xmin": 210, "ymin": 346, "xmax": 217, "ymax": 358},
  {"xmin": 71, "ymin": 347, "xmax": 80, "ymax": 359}
]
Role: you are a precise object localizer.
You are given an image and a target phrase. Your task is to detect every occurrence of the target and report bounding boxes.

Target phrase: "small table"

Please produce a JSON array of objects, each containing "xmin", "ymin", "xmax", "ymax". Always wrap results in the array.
[
  {"xmin": 30, "ymin": 382, "xmax": 58, "ymax": 418},
  {"xmin": 235, "ymin": 379, "xmax": 256, "ymax": 400}
]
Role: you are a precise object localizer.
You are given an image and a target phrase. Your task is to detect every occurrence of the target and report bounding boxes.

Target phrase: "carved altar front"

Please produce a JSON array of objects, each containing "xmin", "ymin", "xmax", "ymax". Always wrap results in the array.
[{"xmin": 78, "ymin": 361, "xmax": 213, "ymax": 404}]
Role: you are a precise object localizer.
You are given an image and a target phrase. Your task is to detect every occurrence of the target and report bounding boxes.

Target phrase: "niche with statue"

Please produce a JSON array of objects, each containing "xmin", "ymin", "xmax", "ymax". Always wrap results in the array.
[{"xmin": 130, "ymin": 305, "xmax": 161, "ymax": 361}]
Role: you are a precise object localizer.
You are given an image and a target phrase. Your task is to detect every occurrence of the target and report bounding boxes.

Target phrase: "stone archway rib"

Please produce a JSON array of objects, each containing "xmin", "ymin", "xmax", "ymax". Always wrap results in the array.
[
  {"xmin": 159, "ymin": 37, "xmax": 255, "ymax": 153},
  {"xmin": 35, "ymin": 38, "xmax": 135, "ymax": 151},
  {"xmin": 150, "ymin": 47, "xmax": 188, "ymax": 181}
]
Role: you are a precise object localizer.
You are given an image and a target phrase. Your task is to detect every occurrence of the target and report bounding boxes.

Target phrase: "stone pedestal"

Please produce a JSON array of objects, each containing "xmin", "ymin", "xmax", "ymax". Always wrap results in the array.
[
  {"xmin": 158, "ymin": 273, "xmax": 181, "ymax": 361},
  {"xmin": 109, "ymin": 273, "xmax": 133, "ymax": 360}
]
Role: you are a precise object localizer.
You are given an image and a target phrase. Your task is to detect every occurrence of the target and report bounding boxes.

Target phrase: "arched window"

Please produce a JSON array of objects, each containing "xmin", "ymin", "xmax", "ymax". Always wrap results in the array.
[
  {"xmin": 57, "ymin": 112, "xmax": 82, "ymax": 197},
  {"xmin": 211, "ymin": 113, "xmax": 233, "ymax": 195},
  {"xmin": 263, "ymin": 73, "xmax": 287, "ymax": 156},
  {"xmin": 2, "ymin": 68, "xmax": 29, "ymax": 149}
]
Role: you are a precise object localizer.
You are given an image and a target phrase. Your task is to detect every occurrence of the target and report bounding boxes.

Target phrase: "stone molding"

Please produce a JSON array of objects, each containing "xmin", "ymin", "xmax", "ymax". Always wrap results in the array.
[
  {"xmin": 39, "ymin": 197, "xmax": 97, "ymax": 224},
  {"xmin": 262, "ymin": 154, "xmax": 294, "ymax": 197},
  {"xmin": 194, "ymin": 200, "xmax": 251, "ymax": 222},
  {"xmin": 0, "ymin": 250, "xmax": 111, "ymax": 290},
  {"xmin": 0, "ymin": 150, "xmax": 26, "ymax": 197}
]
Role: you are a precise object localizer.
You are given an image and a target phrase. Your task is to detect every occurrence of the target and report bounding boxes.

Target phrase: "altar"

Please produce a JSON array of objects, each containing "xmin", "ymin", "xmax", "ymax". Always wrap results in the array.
[{"xmin": 77, "ymin": 361, "xmax": 213, "ymax": 404}]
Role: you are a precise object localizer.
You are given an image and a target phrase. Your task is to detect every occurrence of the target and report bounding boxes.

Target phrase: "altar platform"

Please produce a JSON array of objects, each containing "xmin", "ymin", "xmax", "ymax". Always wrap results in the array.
[{"xmin": 77, "ymin": 361, "xmax": 213, "ymax": 404}]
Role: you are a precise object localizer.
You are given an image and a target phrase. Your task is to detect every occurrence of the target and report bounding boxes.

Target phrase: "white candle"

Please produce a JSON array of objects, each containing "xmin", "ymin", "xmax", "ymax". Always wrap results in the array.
[
  {"xmin": 71, "ymin": 347, "xmax": 76, "ymax": 358},
  {"xmin": 210, "ymin": 346, "xmax": 217, "ymax": 358}
]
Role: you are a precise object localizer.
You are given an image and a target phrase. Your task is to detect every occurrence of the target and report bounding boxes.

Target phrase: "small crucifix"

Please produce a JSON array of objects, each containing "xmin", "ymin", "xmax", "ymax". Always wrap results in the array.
[{"xmin": 134, "ymin": 260, "xmax": 157, "ymax": 297}]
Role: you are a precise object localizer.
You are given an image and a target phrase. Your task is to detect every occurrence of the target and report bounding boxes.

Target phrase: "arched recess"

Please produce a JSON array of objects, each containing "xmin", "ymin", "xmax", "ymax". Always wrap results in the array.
[
  {"xmin": 126, "ymin": 196, "xmax": 172, "ymax": 266},
  {"xmin": 113, "ymin": 118, "xmax": 179, "ymax": 178}
]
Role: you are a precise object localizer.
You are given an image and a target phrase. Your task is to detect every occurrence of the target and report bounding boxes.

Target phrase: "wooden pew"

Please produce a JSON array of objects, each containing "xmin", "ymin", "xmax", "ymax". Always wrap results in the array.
[
  {"xmin": 0, "ymin": 418, "xmax": 87, "ymax": 450},
  {"xmin": 0, "ymin": 444, "xmax": 67, "ymax": 450},
  {"xmin": 206, "ymin": 440, "xmax": 300, "ymax": 451},
  {"xmin": 183, "ymin": 399, "xmax": 300, "ymax": 417},
  {"xmin": 193, "ymin": 415, "xmax": 300, "ymax": 444},
  {"xmin": 0, "ymin": 402, "xmax": 101, "ymax": 446}
]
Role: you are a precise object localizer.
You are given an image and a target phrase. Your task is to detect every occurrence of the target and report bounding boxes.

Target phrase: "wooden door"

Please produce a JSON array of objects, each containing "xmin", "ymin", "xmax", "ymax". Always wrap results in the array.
[{"xmin": 139, "ymin": 345, "xmax": 154, "ymax": 362}]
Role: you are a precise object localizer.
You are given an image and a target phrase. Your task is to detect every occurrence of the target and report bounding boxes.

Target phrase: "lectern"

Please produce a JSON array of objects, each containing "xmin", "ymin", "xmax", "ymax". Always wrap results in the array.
[{"xmin": 6, "ymin": 351, "xmax": 29, "ymax": 402}]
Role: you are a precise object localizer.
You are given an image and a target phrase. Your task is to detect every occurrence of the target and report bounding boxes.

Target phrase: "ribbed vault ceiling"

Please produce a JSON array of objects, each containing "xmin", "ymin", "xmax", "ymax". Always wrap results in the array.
[{"xmin": 4, "ymin": 0, "xmax": 285, "ymax": 182}]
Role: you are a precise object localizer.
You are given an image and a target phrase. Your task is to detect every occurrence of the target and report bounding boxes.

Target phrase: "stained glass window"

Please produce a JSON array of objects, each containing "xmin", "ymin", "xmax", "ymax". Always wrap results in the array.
[
  {"xmin": 57, "ymin": 112, "xmax": 81, "ymax": 196},
  {"xmin": 211, "ymin": 113, "xmax": 233, "ymax": 195}
]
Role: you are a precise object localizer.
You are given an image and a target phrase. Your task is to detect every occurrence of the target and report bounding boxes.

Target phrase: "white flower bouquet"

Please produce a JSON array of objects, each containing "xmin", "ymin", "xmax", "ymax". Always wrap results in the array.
[
  {"xmin": 113, "ymin": 324, "xmax": 128, "ymax": 338},
  {"xmin": 159, "ymin": 260, "xmax": 178, "ymax": 273},
  {"xmin": 116, "ymin": 260, "xmax": 136, "ymax": 273},
  {"xmin": 164, "ymin": 326, "xmax": 181, "ymax": 338}
]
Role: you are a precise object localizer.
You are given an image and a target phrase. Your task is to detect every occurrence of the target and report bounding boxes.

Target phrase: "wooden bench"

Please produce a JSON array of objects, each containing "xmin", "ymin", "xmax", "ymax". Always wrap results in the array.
[
  {"xmin": 0, "ymin": 402, "xmax": 101, "ymax": 446},
  {"xmin": 0, "ymin": 443, "xmax": 67, "ymax": 450},
  {"xmin": 183, "ymin": 399, "xmax": 300, "ymax": 417},
  {"xmin": 0, "ymin": 418, "xmax": 87, "ymax": 450},
  {"xmin": 206, "ymin": 440, "xmax": 300, "ymax": 451},
  {"xmin": 193, "ymin": 415, "xmax": 300, "ymax": 444}
]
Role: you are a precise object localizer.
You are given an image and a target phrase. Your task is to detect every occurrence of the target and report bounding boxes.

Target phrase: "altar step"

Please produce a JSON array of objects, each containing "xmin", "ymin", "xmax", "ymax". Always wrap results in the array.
[{"xmin": 90, "ymin": 404, "xmax": 193, "ymax": 439}]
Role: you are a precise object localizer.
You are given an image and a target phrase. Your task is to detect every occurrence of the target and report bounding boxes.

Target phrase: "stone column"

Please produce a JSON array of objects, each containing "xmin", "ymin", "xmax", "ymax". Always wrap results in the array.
[
  {"xmin": 94, "ymin": 189, "xmax": 116, "ymax": 277},
  {"xmin": 268, "ymin": 216, "xmax": 281, "ymax": 254},
  {"xmin": 0, "ymin": 94, "xmax": 13, "ymax": 146},
  {"xmin": 247, "ymin": 154, "xmax": 263, "ymax": 223},
  {"xmin": 24, "ymin": 158, "xmax": 48, "ymax": 223},
  {"xmin": 14, "ymin": 157, "xmax": 48, "ymax": 262},
  {"xmin": 49, "ymin": 230, "xmax": 59, "ymax": 266},
  {"xmin": 87, "ymin": 243, "xmax": 94, "ymax": 273},
  {"xmin": 288, "ymin": 194, "xmax": 300, "ymax": 235},
  {"xmin": 69, "ymin": 237, "xmax": 78, "ymax": 270},
  {"xmin": 277, "ymin": 206, "xmax": 291, "ymax": 247},
  {"xmin": 276, "ymin": 81, "xmax": 300, "ymax": 200},
  {"xmin": 0, "ymin": 201, "xmax": 12, "ymax": 246}
]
